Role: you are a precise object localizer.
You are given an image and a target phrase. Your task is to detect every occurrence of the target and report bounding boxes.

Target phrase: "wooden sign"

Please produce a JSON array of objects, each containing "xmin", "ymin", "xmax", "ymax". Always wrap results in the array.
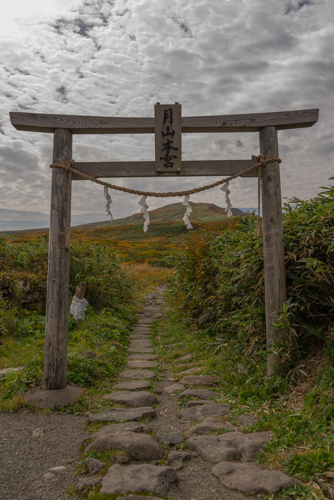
[{"xmin": 155, "ymin": 103, "xmax": 182, "ymax": 172}]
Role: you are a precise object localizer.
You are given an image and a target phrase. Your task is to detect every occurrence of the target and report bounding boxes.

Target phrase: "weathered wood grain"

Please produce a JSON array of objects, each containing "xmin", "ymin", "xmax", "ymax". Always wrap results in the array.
[
  {"xmin": 71, "ymin": 158, "xmax": 259, "ymax": 180},
  {"xmin": 74, "ymin": 282, "xmax": 87, "ymax": 300},
  {"xmin": 42, "ymin": 129, "xmax": 72, "ymax": 390},
  {"xmin": 155, "ymin": 103, "xmax": 182, "ymax": 172},
  {"xmin": 260, "ymin": 126, "xmax": 287, "ymax": 376},
  {"xmin": 10, "ymin": 108, "xmax": 319, "ymax": 134}
]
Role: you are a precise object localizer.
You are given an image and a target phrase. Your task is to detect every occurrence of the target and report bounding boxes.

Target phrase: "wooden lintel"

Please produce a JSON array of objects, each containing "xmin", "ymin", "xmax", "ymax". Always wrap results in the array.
[
  {"xmin": 71, "ymin": 158, "xmax": 259, "ymax": 180},
  {"xmin": 10, "ymin": 108, "xmax": 319, "ymax": 134}
]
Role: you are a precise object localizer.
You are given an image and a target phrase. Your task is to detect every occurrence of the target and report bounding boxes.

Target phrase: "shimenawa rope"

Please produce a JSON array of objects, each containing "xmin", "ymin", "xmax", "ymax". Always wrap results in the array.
[{"xmin": 51, "ymin": 155, "xmax": 281, "ymax": 244}]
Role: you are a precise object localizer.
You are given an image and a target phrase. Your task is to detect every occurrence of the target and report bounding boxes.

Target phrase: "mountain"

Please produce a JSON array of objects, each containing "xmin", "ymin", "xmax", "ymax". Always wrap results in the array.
[
  {"xmin": 0, "ymin": 202, "xmax": 247, "ymax": 235},
  {"xmin": 76, "ymin": 203, "xmax": 246, "ymax": 230}
]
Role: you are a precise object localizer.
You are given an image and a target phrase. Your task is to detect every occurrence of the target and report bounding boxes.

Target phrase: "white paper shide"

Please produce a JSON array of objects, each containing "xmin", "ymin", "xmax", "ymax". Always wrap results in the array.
[
  {"xmin": 182, "ymin": 195, "xmax": 193, "ymax": 230},
  {"xmin": 221, "ymin": 181, "xmax": 233, "ymax": 217},
  {"xmin": 104, "ymin": 187, "xmax": 114, "ymax": 221},
  {"xmin": 70, "ymin": 296, "xmax": 88, "ymax": 320},
  {"xmin": 138, "ymin": 195, "xmax": 150, "ymax": 232}
]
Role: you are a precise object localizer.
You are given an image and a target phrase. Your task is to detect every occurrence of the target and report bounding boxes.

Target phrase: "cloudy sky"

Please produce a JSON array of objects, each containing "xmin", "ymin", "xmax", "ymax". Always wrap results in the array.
[{"xmin": 0, "ymin": 0, "xmax": 333, "ymax": 224}]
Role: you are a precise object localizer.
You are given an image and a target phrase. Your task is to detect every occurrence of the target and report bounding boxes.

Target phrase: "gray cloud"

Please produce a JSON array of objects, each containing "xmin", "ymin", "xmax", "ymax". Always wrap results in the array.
[{"xmin": 0, "ymin": 0, "xmax": 333, "ymax": 223}]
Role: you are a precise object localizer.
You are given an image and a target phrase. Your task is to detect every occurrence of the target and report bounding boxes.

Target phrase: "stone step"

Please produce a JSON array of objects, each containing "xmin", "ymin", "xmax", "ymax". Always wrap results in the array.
[
  {"xmin": 187, "ymin": 432, "xmax": 271, "ymax": 462},
  {"xmin": 87, "ymin": 406, "xmax": 156, "ymax": 423},
  {"xmin": 120, "ymin": 369, "xmax": 156, "ymax": 380},
  {"xmin": 103, "ymin": 391, "xmax": 158, "ymax": 407},
  {"xmin": 177, "ymin": 388, "xmax": 218, "ymax": 400},
  {"xmin": 113, "ymin": 380, "xmax": 151, "ymax": 390},
  {"xmin": 211, "ymin": 462, "xmax": 295, "ymax": 495},
  {"xmin": 187, "ymin": 417, "xmax": 237, "ymax": 435},
  {"xmin": 179, "ymin": 375, "xmax": 216, "ymax": 387},
  {"xmin": 177, "ymin": 367, "xmax": 204, "ymax": 377},
  {"xmin": 93, "ymin": 421, "xmax": 150, "ymax": 438},
  {"xmin": 176, "ymin": 403, "xmax": 232, "ymax": 423},
  {"xmin": 100, "ymin": 464, "xmax": 177, "ymax": 496},
  {"xmin": 127, "ymin": 360, "xmax": 158, "ymax": 369},
  {"xmin": 130, "ymin": 342, "xmax": 152, "ymax": 348},
  {"xmin": 128, "ymin": 347, "xmax": 154, "ymax": 353},
  {"xmin": 86, "ymin": 431, "xmax": 164, "ymax": 461},
  {"xmin": 128, "ymin": 354, "xmax": 157, "ymax": 361}
]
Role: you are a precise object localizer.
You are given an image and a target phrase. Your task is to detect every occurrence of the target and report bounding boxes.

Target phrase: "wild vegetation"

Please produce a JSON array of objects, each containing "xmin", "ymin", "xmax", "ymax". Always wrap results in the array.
[
  {"xmin": 170, "ymin": 180, "xmax": 334, "ymax": 372},
  {"xmin": 0, "ymin": 238, "xmax": 137, "ymax": 411},
  {"xmin": 163, "ymin": 177, "xmax": 334, "ymax": 496},
  {"xmin": 1, "ymin": 185, "xmax": 334, "ymax": 497}
]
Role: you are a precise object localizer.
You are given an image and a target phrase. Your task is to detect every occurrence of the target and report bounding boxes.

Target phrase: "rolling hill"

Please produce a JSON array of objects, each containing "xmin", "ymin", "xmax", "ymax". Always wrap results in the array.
[
  {"xmin": 75, "ymin": 202, "xmax": 246, "ymax": 230},
  {"xmin": 1, "ymin": 203, "xmax": 247, "ymax": 265}
]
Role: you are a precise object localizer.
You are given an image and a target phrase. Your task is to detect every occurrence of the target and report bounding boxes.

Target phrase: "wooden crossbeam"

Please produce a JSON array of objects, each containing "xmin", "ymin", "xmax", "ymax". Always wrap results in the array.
[
  {"xmin": 71, "ymin": 157, "xmax": 259, "ymax": 180},
  {"xmin": 10, "ymin": 108, "xmax": 319, "ymax": 134}
]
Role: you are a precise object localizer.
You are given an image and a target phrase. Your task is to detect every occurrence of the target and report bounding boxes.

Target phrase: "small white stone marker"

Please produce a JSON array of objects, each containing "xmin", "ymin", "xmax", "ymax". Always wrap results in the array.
[
  {"xmin": 43, "ymin": 472, "xmax": 56, "ymax": 480},
  {"xmin": 32, "ymin": 428, "xmax": 44, "ymax": 438}
]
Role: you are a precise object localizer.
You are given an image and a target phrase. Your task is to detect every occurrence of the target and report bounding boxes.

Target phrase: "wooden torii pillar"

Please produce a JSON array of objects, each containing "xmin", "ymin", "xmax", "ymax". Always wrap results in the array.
[{"xmin": 10, "ymin": 107, "xmax": 319, "ymax": 386}]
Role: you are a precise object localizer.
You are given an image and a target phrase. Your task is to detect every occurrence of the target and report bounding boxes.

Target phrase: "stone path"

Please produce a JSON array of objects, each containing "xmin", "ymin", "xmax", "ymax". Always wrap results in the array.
[{"xmin": 81, "ymin": 286, "xmax": 295, "ymax": 499}]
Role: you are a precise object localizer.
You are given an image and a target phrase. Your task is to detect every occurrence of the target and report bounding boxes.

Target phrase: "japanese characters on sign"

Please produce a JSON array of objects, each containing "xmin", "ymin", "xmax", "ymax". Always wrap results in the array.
[{"xmin": 155, "ymin": 103, "xmax": 182, "ymax": 172}]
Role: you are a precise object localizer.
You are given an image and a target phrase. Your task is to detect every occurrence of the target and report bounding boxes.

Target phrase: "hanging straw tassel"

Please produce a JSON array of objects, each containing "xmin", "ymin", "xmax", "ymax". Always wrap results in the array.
[{"xmin": 255, "ymin": 164, "xmax": 263, "ymax": 238}]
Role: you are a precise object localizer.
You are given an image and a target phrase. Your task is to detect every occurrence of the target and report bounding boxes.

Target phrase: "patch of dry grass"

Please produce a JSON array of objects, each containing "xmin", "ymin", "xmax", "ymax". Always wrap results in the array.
[{"xmin": 125, "ymin": 263, "xmax": 171, "ymax": 296}]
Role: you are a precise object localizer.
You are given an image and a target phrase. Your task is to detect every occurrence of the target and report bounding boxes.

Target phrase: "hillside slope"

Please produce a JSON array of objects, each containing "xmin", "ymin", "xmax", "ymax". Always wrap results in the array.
[{"xmin": 77, "ymin": 202, "xmax": 245, "ymax": 230}]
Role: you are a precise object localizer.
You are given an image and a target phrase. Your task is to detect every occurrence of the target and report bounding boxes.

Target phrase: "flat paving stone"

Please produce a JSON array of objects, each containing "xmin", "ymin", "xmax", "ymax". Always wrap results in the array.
[
  {"xmin": 177, "ymin": 388, "xmax": 218, "ymax": 400},
  {"xmin": 76, "ymin": 476, "xmax": 102, "ymax": 491},
  {"xmin": 185, "ymin": 400, "xmax": 212, "ymax": 407},
  {"xmin": 93, "ymin": 422, "xmax": 150, "ymax": 438},
  {"xmin": 23, "ymin": 385, "xmax": 85, "ymax": 409},
  {"xmin": 130, "ymin": 340, "xmax": 152, "ymax": 346},
  {"xmin": 130, "ymin": 335, "xmax": 150, "ymax": 339},
  {"xmin": 127, "ymin": 360, "xmax": 158, "ymax": 369},
  {"xmin": 128, "ymin": 347, "xmax": 154, "ymax": 353},
  {"xmin": 84, "ymin": 457, "xmax": 105, "ymax": 474},
  {"xmin": 128, "ymin": 354, "xmax": 157, "ymax": 360},
  {"xmin": 120, "ymin": 369, "xmax": 156, "ymax": 380},
  {"xmin": 180, "ymin": 375, "xmax": 216, "ymax": 387},
  {"xmin": 158, "ymin": 433, "xmax": 184, "ymax": 445},
  {"xmin": 103, "ymin": 391, "xmax": 158, "ymax": 407},
  {"xmin": 187, "ymin": 417, "xmax": 238, "ymax": 435},
  {"xmin": 86, "ymin": 431, "xmax": 164, "ymax": 461},
  {"xmin": 113, "ymin": 380, "xmax": 151, "ymax": 390},
  {"xmin": 87, "ymin": 407, "xmax": 156, "ymax": 423},
  {"xmin": 177, "ymin": 403, "xmax": 232, "ymax": 422},
  {"xmin": 187, "ymin": 432, "xmax": 271, "ymax": 462},
  {"xmin": 164, "ymin": 383, "xmax": 185, "ymax": 394},
  {"xmin": 167, "ymin": 450, "xmax": 192, "ymax": 470},
  {"xmin": 101, "ymin": 464, "xmax": 177, "ymax": 496},
  {"xmin": 211, "ymin": 462, "xmax": 295, "ymax": 495},
  {"xmin": 177, "ymin": 367, "xmax": 204, "ymax": 377}
]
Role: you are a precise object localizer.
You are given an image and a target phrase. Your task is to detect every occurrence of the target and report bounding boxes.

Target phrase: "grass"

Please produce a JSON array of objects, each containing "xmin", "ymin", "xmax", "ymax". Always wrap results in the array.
[{"xmin": 0, "ymin": 305, "xmax": 135, "ymax": 412}]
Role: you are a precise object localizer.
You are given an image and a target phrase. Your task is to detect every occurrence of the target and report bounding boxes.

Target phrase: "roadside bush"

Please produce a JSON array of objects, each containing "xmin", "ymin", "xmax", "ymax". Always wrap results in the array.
[
  {"xmin": 170, "ymin": 177, "xmax": 334, "ymax": 369},
  {"xmin": 0, "ymin": 238, "xmax": 134, "ymax": 314}
]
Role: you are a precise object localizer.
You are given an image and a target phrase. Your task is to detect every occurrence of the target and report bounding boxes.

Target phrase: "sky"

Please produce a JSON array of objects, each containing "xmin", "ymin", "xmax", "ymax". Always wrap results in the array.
[{"xmin": 0, "ymin": 0, "xmax": 333, "ymax": 224}]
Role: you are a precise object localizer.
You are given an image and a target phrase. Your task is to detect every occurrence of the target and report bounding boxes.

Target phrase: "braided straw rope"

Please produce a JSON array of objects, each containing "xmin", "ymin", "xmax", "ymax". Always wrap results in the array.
[
  {"xmin": 51, "ymin": 155, "xmax": 281, "ymax": 244},
  {"xmin": 50, "ymin": 155, "xmax": 281, "ymax": 198}
]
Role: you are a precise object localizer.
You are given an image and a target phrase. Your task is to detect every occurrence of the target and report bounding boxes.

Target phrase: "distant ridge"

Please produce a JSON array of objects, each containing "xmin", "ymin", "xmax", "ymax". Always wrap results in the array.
[
  {"xmin": 0, "ymin": 202, "xmax": 246, "ymax": 235},
  {"xmin": 76, "ymin": 202, "xmax": 246, "ymax": 230}
]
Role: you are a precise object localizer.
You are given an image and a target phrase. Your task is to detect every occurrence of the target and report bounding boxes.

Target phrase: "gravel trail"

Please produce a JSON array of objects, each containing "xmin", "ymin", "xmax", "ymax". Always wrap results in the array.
[{"xmin": 0, "ymin": 412, "xmax": 86, "ymax": 500}]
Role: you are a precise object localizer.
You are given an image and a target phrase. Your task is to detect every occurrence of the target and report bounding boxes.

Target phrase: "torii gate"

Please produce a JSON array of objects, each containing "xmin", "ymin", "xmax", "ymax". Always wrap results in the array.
[{"xmin": 10, "ymin": 106, "xmax": 319, "ymax": 389}]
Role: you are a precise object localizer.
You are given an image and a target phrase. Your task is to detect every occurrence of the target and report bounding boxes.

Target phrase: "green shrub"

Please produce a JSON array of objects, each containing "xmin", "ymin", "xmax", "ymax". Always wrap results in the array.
[
  {"xmin": 0, "ymin": 238, "xmax": 134, "ymax": 328},
  {"xmin": 170, "ymin": 177, "xmax": 334, "ymax": 369}
]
